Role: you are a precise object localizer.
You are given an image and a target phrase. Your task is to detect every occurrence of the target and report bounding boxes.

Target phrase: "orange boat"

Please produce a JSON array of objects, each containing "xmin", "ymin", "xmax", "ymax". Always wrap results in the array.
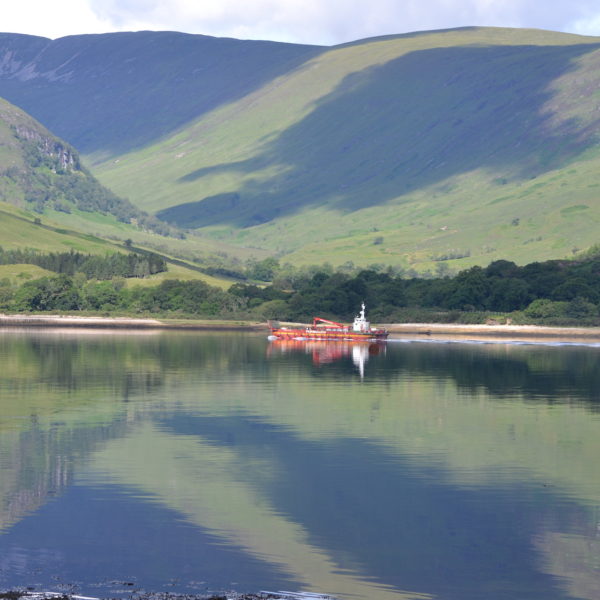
[{"xmin": 269, "ymin": 303, "xmax": 389, "ymax": 342}]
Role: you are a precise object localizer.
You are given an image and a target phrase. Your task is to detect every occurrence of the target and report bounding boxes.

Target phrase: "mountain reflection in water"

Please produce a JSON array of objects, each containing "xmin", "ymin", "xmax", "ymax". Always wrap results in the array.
[{"xmin": 0, "ymin": 330, "xmax": 599, "ymax": 600}]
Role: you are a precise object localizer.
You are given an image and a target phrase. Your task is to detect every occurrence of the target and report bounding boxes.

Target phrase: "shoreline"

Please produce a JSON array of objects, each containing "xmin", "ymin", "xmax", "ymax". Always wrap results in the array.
[
  {"xmin": 2, "ymin": 314, "xmax": 600, "ymax": 341},
  {"xmin": 384, "ymin": 322, "xmax": 600, "ymax": 342},
  {"xmin": 0, "ymin": 314, "xmax": 267, "ymax": 332},
  {"xmin": 0, "ymin": 592, "xmax": 325, "ymax": 600}
]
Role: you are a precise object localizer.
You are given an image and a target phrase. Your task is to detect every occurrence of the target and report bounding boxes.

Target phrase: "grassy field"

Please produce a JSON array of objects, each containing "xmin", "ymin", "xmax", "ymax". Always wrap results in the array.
[
  {"xmin": 0, "ymin": 202, "xmax": 121, "ymax": 254},
  {"xmin": 42, "ymin": 205, "xmax": 271, "ymax": 264},
  {"xmin": 0, "ymin": 202, "xmax": 237, "ymax": 288},
  {"xmin": 91, "ymin": 27, "xmax": 600, "ymax": 271},
  {"xmin": 0, "ymin": 263, "xmax": 53, "ymax": 283},
  {"xmin": 122, "ymin": 263, "xmax": 234, "ymax": 290}
]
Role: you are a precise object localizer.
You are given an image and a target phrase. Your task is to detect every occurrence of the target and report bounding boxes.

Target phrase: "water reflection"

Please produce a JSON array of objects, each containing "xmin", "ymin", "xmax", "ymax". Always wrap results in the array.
[
  {"xmin": 86, "ymin": 422, "xmax": 427, "ymax": 600},
  {"xmin": 267, "ymin": 339, "xmax": 386, "ymax": 378},
  {"xmin": 0, "ymin": 330, "xmax": 600, "ymax": 599},
  {"xmin": 536, "ymin": 529, "xmax": 600, "ymax": 600},
  {"xmin": 384, "ymin": 339, "xmax": 600, "ymax": 405}
]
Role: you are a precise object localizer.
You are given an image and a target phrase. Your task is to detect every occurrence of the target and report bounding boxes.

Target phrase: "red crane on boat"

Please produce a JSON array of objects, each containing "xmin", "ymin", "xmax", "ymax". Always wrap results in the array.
[{"xmin": 312, "ymin": 317, "xmax": 346, "ymax": 329}]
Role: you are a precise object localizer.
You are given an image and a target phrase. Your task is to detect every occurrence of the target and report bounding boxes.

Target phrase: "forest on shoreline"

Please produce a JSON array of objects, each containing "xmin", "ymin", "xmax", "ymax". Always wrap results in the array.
[{"xmin": 2, "ymin": 248, "xmax": 600, "ymax": 327}]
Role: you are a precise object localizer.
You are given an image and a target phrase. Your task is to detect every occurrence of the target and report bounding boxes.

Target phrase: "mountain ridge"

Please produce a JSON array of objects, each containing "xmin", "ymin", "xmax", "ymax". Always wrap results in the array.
[{"xmin": 0, "ymin": 30, "xmax": 323, "ymax": 157}]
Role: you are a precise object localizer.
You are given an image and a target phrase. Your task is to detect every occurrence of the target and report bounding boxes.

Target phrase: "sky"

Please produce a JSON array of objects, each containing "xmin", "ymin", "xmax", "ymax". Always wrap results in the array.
[{"xmin": 3, "ymin": 0, "xmax": 600, "ymax": 46}]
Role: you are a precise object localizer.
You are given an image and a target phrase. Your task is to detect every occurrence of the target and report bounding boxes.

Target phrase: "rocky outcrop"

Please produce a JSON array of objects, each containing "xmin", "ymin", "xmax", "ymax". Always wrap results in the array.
[
  {"xmin": 13, "ymin": 124, "xmax": 79, "ymax": 171},
  {"xmin": 0, "ymin": 97, "xmax": 79, "ymax": 173}
]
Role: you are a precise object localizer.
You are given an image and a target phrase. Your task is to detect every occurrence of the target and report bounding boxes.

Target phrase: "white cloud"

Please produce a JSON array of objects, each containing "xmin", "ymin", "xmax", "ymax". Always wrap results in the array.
[
  {"xmin": 84, "ymin": 0, "xmax": 600, "ymax": 44},
  {"xmin": 2, "ymin": 0, "xmax": 600, "ymax": 44},
  {"xmin": 0, "ymin": 0, "xmax": 113, "ymax": 39},
  {"xmin": 567, "ymin": 11, "xmax": 600, "ymax": 36}
]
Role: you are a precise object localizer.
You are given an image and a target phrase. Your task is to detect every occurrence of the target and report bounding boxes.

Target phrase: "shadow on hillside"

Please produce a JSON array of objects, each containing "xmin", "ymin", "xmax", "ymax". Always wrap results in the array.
[
  {"xmin": 160, "ymin": 42, "xmax": 600, "ymax": 228},
  {"xmin": 0, "ymin": 31, "xmax": 325, "ymax": 157}
]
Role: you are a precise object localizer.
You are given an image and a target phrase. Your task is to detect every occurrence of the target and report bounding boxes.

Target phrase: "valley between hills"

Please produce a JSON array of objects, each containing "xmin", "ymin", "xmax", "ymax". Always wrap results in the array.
[{"xmin": 1, "ymin": 26, "xmax": 600, "ymax": 278}]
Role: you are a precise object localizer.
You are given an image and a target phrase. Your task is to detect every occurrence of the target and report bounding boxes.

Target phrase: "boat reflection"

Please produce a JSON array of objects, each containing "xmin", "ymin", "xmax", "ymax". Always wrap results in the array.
[{"xmin": 268, "ymin": 339, "xmax": 386, "ymax": 378}]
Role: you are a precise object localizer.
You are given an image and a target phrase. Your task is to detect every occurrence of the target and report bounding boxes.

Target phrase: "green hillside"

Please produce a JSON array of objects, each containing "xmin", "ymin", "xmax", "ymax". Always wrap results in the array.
[
  {"xmin": 4, "ymin": 27, "xmax": 600, "ymax": 272},
  {"xmin": 0, "ymin": 96, "xmax": 187, "ymax": 237},
  {"xmin": 0, "ymin": 200, "xmax": 238, "ymax": 288},
  {"xmin": 90, "ymin": 27, "xmax": 600, "ymax": 272},
  {"xmin": 0, "ymin": 201, "xmax": 119, "ymax": 253},
  {"xmin": 0, "ymin": 98, "xmax": 243, "ymax": 286}
]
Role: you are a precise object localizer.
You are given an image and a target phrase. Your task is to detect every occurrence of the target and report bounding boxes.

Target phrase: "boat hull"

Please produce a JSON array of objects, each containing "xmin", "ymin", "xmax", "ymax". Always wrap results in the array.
[{"xmin": 270, "ymin": 327, "xmax": 388, "ymax": 341}]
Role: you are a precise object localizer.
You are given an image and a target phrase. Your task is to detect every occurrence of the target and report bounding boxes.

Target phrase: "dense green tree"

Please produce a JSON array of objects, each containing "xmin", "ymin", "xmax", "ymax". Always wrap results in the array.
[
  {"xmin": 13, "ymin": 275, "xmax": 81, "ymax": 312},
  {"xmin": 486, "ymin": 278, "xmax": 531, "ymax": 311},
  {"xmin": 446, "ymin": 266, "xmax": 490, "ymax": 310},
  {"xmin": 257, "ymin": 299, "xmax": 291, "ymax": 319},
  {"xmin": 485, "ymin": 260, "xmax": 520, "ymax": 279},
  {"xmin": 246, "ymin": 257, "xmax": 280, "ymax": 281},
  {"xmin": 83, "ymin": 281, "xmax": 120, "ymax": 310},
  {"xmin": 523, "ymin": 298, "xmax": 568, "ymax": 320},
  {"xmin": 0, "ymin": 279, "xmax": 14, "ymax": 309},
  {"xmin": 565, "ymin": 296, "xmax": 598, "ymax": 319},
  {"xmin": 551, "ymin": 278, "xmax": 598, "ymax": 303},
  {"xmin": 520, "ymin": 261, "xmax": 564, "ymax": 298}
]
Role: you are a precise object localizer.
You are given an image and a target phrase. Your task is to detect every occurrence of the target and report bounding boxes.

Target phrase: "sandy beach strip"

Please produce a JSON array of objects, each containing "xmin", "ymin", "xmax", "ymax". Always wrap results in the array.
[
  {"xmin": 0, "ymin": 314, "xmax": 267, "ymax": 331},
  {"xmin": 384, "ymin": 322, "xmax": 600, "ymax": 343},
  {"xmin": 2, "ymin": 314, "xmax": 600, "ymax": 342}
]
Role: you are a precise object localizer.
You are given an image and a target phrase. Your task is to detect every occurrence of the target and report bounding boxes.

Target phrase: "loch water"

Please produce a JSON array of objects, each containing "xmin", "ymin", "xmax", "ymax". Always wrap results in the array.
[{"xmin": 0, "ymin": 329, "xmax": 599, "ymax": 600}]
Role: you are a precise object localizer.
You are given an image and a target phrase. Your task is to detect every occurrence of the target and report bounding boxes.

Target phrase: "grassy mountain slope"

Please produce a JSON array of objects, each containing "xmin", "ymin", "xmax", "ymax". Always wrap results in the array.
[
  {"xmin": 0, "ymin": 97, "xmax": 243, "ymax": 286},
  {"xmin": 0, "ymin": 95, "xmax": 161, "ymax": 229},
  {"xmin": 0, "ymin": 200, "xmax": 119, "ymax": 253},
  {"xmin": 0, "ymin": 31, "xmax": 323, "ymax": 158},
  {"xmin": 92, "ymin": 27, "xmax": 600, "ymax": 271}
]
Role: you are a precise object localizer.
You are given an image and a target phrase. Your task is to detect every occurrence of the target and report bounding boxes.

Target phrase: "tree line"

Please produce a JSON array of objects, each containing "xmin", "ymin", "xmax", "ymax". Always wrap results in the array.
[
  {"xmin": 2, "ymin": 254, "xmax": 600, "ymax": 325},
  {"xmin": 231, "ymin": 256, "xmax": 600, "ymax": 325},
  {"xmin": 0, "ymin": 248, "xmax": 166, "ymax": 280},
  {"xmin": 0, "ymin": 276, "xmax": 243, "ymax": 315}
]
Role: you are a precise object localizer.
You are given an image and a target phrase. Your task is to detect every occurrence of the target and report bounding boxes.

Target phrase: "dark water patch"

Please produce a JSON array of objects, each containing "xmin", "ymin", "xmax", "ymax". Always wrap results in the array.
[
  {"xmin": 309, "ymin": 341, "xmax": 600, "ymax": 407},
  {"xmin": 0, "ymin": 485, "xmax": 299, "ymax": 598},
  {"xmin": 386, "ymin": 342, "xmax": 600, "ymax": 406}
]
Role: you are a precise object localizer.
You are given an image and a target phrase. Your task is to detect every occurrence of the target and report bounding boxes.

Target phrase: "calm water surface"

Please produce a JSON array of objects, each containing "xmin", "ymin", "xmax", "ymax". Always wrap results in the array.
[{"xmin": 0, "ymin": 330, "xmax": 599, "ymax": 600}]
